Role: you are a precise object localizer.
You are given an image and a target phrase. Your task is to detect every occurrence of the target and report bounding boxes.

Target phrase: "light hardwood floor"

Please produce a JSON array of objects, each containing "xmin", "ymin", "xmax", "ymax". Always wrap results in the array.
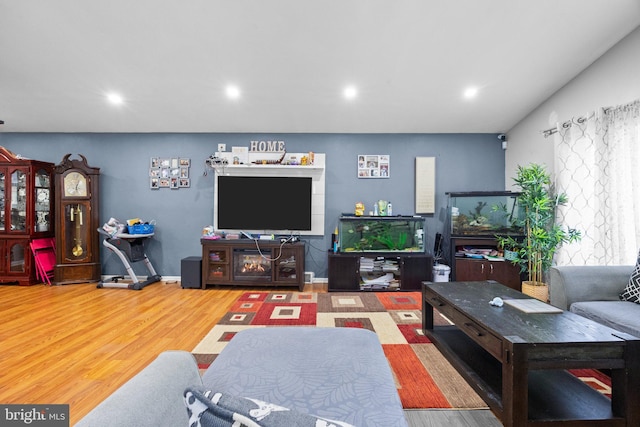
[
  {"xmin": 0, "ymin": 281, "xmax": 280, "ymax": 424},
  {"xmin": 405, "ymin": 409, "xmax": 501, "ymax": 427},
  {"xmin": 0, "ymin": 281, "xmax": 500, "ymax": 426}
]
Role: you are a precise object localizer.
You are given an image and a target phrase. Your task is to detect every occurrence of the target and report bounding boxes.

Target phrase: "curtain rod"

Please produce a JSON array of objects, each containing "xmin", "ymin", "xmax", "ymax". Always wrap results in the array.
[
  {"xmin": 542, "ymin": 106, "xmax": 615, "ymax": 138},
  {"xmin": 542, "ymin": 127, "xmax": 557, "ymax": 138}
]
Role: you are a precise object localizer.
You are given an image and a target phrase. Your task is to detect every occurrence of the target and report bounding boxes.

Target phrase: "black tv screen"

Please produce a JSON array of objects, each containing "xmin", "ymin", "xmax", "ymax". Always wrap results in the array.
[{"xmin": 217, "ymin": 176, "xmax": 313, "ymax": 231}]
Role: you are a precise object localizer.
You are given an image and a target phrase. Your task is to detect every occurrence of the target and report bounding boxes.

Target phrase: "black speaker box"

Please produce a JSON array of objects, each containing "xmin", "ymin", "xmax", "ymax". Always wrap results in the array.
[{"xmin": 181, "ymin": 256, "xmax": 202, "ymax": 289}]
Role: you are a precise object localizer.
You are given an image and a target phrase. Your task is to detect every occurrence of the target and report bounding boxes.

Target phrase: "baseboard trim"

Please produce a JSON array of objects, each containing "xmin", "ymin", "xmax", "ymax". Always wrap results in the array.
[{"xmin": 100, "ymin": 275, "xmax": 325, "ymax": 286}]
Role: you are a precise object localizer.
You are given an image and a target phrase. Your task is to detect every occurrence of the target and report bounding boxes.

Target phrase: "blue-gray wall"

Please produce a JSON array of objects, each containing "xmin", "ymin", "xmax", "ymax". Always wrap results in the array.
[{"xmin": 0, "ymin": 133, "xmax": 505, "ymax": 278}]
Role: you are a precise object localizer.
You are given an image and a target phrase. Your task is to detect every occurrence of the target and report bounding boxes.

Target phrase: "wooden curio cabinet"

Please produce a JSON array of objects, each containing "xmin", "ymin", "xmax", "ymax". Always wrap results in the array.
[
  {"xmin": 0, "ymin": 146, "xmax": 55, "ymax": 286},
  {"xmin": 53, "ymin": 154, "xmax": 101, "ymax": 285}
]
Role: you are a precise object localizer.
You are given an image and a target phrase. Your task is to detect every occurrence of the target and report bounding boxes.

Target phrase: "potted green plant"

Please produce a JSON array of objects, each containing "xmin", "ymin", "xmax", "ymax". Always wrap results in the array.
[{"xmin": 496, "ymin": 163, "xmax": 581, "ymax": 301}]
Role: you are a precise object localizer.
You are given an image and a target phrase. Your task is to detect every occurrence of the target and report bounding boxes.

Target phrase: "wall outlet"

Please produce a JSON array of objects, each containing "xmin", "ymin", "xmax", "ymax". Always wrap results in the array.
[{"xmin": 217, "ymin": 143, "xmax": 226, "ymax": 152}]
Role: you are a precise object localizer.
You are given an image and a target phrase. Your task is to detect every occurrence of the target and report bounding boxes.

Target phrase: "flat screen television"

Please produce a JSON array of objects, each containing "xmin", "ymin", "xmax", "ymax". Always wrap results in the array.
[{"xmin": 216, "ymin": 176, "xmax": 313, "ymax": 232}]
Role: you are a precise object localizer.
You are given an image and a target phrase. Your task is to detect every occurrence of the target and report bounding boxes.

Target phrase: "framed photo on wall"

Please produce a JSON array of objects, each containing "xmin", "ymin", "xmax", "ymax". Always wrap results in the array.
[
  {"xmin": 358, "ymin": 154, "xmax": 390, "ymax": 178},
  {"xmin": 149, "ymin": 156, "xmax": 191, "ymax": 189}
]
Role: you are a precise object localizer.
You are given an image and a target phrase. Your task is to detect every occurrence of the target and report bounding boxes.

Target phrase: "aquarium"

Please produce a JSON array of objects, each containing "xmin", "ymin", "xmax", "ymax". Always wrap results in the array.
[
  {"xmin": 448, "ymin": 191, "xmax": 524, "ymax": 236},
  {"xmin": 338, "ymin": 215, "xmax": 425, "ymax": 253}
]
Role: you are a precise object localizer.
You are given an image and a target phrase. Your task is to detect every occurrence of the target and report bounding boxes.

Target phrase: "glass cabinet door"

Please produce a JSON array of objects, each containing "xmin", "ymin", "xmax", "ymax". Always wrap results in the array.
[
  {"xmin": 275, "ymin": 248, "xmax": 299, "ymax": 282},
  {"xmin": 0, "ymin": 171, "xmax": 5, "ymax": 231},
  {"xmin": 205, "ymin": 247, "xmax": 230, "ymax": 281},
  {"xmin": 34, "ymin": 169, "xmax": 51, "ymax": 232},
  {"xmin": 11, "ymin": 170, "xmax": 27, "ymax": 232},
  {"xmin": 63, "ymin": 202, "xmax": 90, "ymax": 262},
  {"xmin": 9, "ymin": 241, "xmax": 26, "ymax": 272}
]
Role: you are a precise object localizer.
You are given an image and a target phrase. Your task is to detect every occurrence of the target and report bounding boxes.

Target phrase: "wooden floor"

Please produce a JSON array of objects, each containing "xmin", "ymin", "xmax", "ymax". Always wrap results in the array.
[
  {"xmin": 0, "ymin": 281, "xmax": 283, "ymax": 424},
  {"xmin": 0, "ymin": 280, "xmax": 500, "ymax": 426},
  {"xmin": 405, "ymin": 409, "xmax": 501, "ymax": 427}
]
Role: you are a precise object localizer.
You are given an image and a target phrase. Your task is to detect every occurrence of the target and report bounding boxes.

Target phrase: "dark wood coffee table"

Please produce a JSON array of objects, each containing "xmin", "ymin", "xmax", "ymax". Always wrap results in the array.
[{"xmin": 422, "ymin": 280, "xmax": 640, "ymax": 427}]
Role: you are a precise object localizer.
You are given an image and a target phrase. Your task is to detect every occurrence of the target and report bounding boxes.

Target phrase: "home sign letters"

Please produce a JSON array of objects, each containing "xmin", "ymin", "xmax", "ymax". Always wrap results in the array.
[{"xmin": 249, "ymin": 140, "xmax": 285, "ymax": 152}]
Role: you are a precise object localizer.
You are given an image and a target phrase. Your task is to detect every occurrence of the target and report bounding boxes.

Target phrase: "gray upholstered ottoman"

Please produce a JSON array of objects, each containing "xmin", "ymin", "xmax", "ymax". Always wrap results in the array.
[{"xmin": 201, "ymin": 327, "xmax": 408, "ymax": 427}]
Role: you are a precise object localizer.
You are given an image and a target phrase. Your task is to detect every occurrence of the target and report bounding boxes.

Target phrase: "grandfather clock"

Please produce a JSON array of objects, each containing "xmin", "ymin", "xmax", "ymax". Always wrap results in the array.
[{"xmin": 53, "ymin": 154, "xmax": 101, "ymax": 285}]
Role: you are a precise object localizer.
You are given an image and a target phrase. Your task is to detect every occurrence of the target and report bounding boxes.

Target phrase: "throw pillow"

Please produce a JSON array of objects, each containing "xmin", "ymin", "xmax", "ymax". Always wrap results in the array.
[
  {"xmin": 620, "ymin": 250, "xmax": 640, "ymax": 304},
  {"xmin": 184, "ymin": 386, "xmax": 355, "ymax": 427}
]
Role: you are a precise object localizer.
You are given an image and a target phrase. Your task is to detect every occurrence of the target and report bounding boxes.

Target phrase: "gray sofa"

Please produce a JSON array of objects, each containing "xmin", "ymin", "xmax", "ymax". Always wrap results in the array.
[
  {"xmin": 549, "ymin": 265, "xmax": 640, "ymax": 337},
  {"xmin": 75, "ymin": 350, "xmax": 201, "ymax": 427},
  {"xmin": 76, "ymin": 327, "xmax": 407, "ymax": 427}
]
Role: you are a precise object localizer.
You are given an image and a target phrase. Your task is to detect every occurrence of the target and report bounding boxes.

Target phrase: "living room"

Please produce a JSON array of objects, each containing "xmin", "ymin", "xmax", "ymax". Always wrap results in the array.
[
  {"xmin": 2, "ymin": 23, "xmax": 639, "ymax": 280},
  {"xmin": 1, "ymin": 2, "xmax": 640, "ymax": 426}
]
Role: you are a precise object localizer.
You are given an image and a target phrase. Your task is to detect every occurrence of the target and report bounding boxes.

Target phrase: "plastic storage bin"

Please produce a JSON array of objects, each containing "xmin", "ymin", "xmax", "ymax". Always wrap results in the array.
[
  {"xmin": 432, "ymin": 264, "xmax": 451, "ymax": 282},
  {"xmin": 127, "ymin": 223, "xmax": 155, "ymax": 234}
]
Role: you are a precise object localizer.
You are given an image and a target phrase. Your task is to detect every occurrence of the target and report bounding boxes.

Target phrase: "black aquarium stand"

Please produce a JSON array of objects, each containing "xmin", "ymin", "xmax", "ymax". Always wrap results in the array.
[{"xmin": 328, "ymin": 251, "xmax": 432, "ymax": 291}]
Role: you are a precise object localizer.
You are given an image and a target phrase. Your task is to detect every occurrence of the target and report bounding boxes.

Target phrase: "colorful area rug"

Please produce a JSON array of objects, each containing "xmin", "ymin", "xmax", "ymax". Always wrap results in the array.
[
  {"xmin": 192, "ymin": 291, "xmax": 486, "ymax": 409},
  {"xmin": 568, "ymin": 369, "xmax": 612, "ymax": 398},
  {"xmin": 192, "ymin": 291, "xmax": 612, "ymax": 409}
]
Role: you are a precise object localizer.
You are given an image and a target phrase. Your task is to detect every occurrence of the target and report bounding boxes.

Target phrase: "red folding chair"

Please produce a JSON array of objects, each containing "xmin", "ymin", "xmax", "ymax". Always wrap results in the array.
[{"xmin": 30, "ymin": 238, "xmax": 56, "ymax": 286}]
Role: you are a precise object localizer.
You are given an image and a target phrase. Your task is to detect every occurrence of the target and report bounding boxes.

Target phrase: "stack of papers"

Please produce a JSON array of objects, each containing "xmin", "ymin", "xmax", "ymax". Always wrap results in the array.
[
  {"xmin": 382, "ymin": 259, "xmax": 399, "ymax": 272},
  {"xmin": 360, "ymin": 257, "xmax": 375, "ymax": 272},
  {"xmin": 455, "ymin": 247, "xmax": 505, "ymax": 261},
  {"xmin": 360, "ymin": 273, "xmax": 399, "ymax": 290},
  {"xmin": 359, "ymin": 257, "xmax": 400, "ymax": 289},
  {"xmin": 504, "ymin": 298, "xmax": 563, "ymax": 313}
]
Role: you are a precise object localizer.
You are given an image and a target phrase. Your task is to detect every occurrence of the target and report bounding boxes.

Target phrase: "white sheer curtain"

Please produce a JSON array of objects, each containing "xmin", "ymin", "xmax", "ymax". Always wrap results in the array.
[{"xmin": 554, "ymin": 99, "xmax": 640, "ymax": 266}]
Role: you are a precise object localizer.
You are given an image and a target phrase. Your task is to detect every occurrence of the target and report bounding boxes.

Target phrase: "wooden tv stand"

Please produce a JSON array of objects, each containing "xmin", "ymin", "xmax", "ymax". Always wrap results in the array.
[{"xmin": 200, "ymin": 239, "xmax": 305, "ymax": 290}]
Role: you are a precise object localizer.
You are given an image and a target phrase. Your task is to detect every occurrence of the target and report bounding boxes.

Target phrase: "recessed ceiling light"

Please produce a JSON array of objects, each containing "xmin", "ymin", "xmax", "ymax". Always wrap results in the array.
[
  {"xmin": 226, "ymin": 85, "xmax": 241, "ymax": 100},
  {"xmin": 343, "ymin": 85, "xmax": 358, "ymax": 100},
  {"xmin": 463, "ymin": 87, "xmax": 478, "ymax": 99},
  {"xmin": 106, "ymin": 92, "xmax": 124, "ymax": 105}
]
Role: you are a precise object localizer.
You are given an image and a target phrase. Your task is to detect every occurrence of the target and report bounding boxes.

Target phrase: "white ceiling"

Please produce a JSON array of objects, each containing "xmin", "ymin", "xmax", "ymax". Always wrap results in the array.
[{"xmin": 1, "ymin": 0, "xmax": 639, "ymax": 134}]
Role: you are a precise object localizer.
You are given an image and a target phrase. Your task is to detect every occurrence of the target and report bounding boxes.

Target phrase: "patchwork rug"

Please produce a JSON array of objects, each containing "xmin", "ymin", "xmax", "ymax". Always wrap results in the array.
[
  {"xmin": 192, "ymin": 291, "xmax": 486, "ymax": 409},
  {"xmin": 192, "ymin": 291, "xmax": 612, "ymax": 409},
  {"xmin": 568, "ymin": 369, "xmax": 612, "ymax": 398}
]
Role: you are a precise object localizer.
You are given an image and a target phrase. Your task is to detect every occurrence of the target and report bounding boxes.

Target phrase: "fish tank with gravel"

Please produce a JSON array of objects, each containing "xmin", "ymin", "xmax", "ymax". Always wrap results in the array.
[
  {"xmin": 338, "ymin": 215, "xmax": 426, "ymax": 252},
  {"xmin": 448, "ymin": 191, "xmax": 524, "ymax": 236}
]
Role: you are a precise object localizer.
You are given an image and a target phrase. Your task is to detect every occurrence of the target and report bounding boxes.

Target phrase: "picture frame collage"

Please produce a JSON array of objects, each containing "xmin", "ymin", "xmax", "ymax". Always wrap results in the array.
[
  {"xmin": 357, "ymin": 154, "xmax": 390, "ymax": 178},
  {"xmin": 149, "ymin": 157, "xmax": 191, "ymax": 189}
]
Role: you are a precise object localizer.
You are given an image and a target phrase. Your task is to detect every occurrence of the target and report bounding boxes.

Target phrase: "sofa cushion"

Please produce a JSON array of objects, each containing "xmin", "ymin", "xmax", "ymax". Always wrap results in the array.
[
  {"xmin": 570, "ymin": 301, "xmax": 640, "ymax": 337},
  {"xmin": 184, "ymin": 386, "xmax": 355, "ymax": 427},
  {"xmin": 620, "ymin": 250, "xmax": 640, "ymax": 304}
]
